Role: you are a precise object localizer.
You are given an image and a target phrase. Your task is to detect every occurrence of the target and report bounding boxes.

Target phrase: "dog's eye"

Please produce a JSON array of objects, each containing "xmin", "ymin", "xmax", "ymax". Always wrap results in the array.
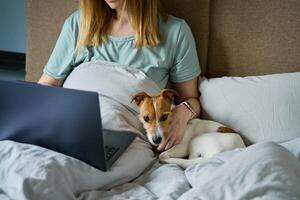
[
  {"xmin": 143, "ymin": 116, "xmax": 150, "ymax": 123},
  {"xmin": 160, "ymin": 114, "xmax": 168, "ymax": 122}
]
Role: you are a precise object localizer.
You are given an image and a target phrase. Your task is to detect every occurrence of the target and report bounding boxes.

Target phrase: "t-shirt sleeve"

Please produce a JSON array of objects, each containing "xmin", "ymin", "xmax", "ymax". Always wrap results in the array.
[
  {"xmin": 169, "ymin": 21, "xmax": 201, "ymax": 83},
  {"xmin": 43, "ymin": 18, "xmax": 76, "ymax": 80}
]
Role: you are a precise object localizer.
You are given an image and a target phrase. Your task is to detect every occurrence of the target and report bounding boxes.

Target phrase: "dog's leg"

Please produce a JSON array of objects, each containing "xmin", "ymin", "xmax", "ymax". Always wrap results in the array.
[
  {"xmin": 159, "ymin": 143, "xmax": 189, "ymax": 161},
  {"xmin": 159, "ymin": 123, "xmax": 196, "ymax": 161},
  {"xmin": 159, "ymin": 119, "xmax": 226, "ymax": 163}
]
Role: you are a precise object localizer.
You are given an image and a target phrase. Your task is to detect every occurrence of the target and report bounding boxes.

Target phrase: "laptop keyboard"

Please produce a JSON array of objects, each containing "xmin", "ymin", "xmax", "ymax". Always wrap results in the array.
[{"xmin": 104, "ymin": 145, "xmax": 120, "ymax": 161}]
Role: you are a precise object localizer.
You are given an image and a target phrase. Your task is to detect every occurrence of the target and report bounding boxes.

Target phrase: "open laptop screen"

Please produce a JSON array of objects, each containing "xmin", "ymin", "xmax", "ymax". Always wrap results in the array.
[{"xmin": 0, "ymin": 80, "xmax": 107, "ymax": 170}]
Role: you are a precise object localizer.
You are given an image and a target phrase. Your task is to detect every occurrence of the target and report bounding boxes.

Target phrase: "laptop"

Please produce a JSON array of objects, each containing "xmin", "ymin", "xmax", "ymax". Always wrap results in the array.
[{"xmin": 0, "ymin": 80, "xmax": 136, "ymax": 171}]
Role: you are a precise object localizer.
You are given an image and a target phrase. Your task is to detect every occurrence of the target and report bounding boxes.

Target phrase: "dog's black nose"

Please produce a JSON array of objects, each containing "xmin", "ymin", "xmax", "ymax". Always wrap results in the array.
[{"xmin": 152, "ymin": 136, "xmax": 162, "ymax": 144}]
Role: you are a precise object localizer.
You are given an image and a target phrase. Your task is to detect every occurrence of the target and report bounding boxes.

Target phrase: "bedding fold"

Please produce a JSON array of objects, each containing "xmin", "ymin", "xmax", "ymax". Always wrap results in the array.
[
  {"xmin": 1, "ymin": 61, "xmax": 300, "ymax": 199},
  {"xmin": 0, "ymin": 61, "xmax": 161, "ymax": 199},
  {"xmin": 76, "ymin": 139, "xmax": 300, "ymax": 200}
]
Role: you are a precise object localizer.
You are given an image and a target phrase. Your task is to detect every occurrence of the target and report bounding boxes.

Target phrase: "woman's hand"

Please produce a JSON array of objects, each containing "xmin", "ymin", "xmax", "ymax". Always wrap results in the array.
[
  {"xmin": 157, "ymin": 77, "xmax": 201, "ymax": 151},
  {"xmin": 157, "ymin": 103, "xmax": 191, "ymax": 151}
]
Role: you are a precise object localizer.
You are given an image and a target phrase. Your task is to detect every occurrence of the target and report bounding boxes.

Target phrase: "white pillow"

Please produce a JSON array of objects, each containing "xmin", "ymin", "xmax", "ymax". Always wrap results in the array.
[{"xmin": 199, "ymin": 72, "xmax": 300, "ymax": 145}]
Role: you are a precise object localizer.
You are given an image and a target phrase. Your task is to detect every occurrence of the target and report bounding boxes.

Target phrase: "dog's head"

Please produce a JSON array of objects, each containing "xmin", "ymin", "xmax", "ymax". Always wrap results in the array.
[{"xmin": 131, "ymin": 89, "xmax": 179, "ymax": 146}]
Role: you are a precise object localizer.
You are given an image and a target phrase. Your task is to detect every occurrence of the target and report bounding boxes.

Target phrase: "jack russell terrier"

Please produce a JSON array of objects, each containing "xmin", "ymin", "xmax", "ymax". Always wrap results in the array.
[{"xmin": 132, "ymin": 89, "xmax": 245, "ymax": 168}]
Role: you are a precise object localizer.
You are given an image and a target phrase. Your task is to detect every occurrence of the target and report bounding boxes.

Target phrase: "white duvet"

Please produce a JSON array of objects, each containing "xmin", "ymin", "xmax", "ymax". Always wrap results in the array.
[
  {"xmin": 1, "ymin": 61, "xmax": 300, "ymax": 200},
  {"xmin": 0, "ymin": 61, "xmax": 160, "ymax": 199},
  {"xmin": 1, "ymin": 138, "xmax": 300, "ymax": 200},
  {"xmin": 79, "ymin": 139, "xmax": 300, "ymax": 200}
]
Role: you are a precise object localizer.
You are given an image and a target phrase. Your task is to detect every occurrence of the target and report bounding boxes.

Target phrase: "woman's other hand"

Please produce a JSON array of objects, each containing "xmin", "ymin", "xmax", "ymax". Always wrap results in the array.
[
  {"xmin": 157, "ymin": 103, "xmax": 191, "ymax": 151},
  {"xmin": 157, "ymin": 77, "xmax": 201, "ymax": 151}
]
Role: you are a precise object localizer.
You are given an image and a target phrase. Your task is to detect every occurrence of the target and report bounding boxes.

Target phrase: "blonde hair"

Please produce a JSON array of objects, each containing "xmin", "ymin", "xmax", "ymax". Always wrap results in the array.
[{"xmin": 76, "ymin": 0, "xmax": 167, "ymax": 51}]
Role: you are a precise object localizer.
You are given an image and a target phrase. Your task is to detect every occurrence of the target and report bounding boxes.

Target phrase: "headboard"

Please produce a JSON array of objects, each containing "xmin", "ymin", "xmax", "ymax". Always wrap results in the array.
[{"xmin": 26, "ymin": 0, "xmax": 300, "ymax": 81}]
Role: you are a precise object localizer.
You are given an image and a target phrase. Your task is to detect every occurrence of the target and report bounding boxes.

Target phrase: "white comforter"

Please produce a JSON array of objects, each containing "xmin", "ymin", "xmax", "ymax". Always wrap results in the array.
[
  {"xmin": 0, "ymin": 61, "xmax": 160, "ymax": 199},
  {"xmin": 79, "ymin": 138, "xmax": 300, "ymax": 200},
  {"xmin": 1, "ymin": 138, "xmax": 300, "ymax": 200},
  {"xmin": 1, "ymin": 61, "xmax": 300, "ymax": 200}
]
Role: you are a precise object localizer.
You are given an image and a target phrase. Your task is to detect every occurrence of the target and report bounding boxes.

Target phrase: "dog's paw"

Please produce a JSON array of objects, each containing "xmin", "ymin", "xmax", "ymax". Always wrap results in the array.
[{"xmin": 158, "ymin": 152, "xmax": 171, "ymax": 161}]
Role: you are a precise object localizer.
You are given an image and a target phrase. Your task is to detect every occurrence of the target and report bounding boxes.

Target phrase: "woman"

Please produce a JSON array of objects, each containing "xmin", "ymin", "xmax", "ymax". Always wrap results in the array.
[{"xmin": 38, "ymin": 0, "xmax": 201, "ymax": 151}]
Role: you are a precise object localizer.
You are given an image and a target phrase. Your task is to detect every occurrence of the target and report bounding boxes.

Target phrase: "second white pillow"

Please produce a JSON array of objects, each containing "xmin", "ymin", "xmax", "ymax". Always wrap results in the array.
[{"xmin": 199, "ymin": 72, "xmax": 300, "ymax": 145}]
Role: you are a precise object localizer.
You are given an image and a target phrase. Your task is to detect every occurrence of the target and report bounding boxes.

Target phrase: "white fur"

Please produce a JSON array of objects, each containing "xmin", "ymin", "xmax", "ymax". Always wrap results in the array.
[
  {"xmin": 159, "ymin": 119, "xmax": 245, "ymax": 168},
  {"xmin": 156, "ymin": 124, "xmax": 164, "ymax": 139},
  {"xmin": 149, "ymin": 99, "xmax": 165, "ymax": 144},
  {"xmin": 147, "ymin": 133, "xmax": 156, "ymax": 146}
]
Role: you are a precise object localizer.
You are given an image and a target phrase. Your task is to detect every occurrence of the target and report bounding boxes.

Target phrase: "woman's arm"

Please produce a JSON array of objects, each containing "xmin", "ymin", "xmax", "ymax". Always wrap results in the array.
[
  {"xmin": 173, "ymin": 77, "xmax": 201, "ymax": 118},
  {"xmin": 38, "ymin": 74, "xmax": 63, "ymax": 87},
  {"xmin": 157, "ymin": 77, "xmax": 201, "ymax": 151}
]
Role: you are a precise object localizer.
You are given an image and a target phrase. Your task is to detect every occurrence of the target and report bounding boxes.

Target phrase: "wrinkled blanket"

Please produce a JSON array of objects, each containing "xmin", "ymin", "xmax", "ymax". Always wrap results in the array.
[
  {"xmin": 0, "ymin": 61, "xmax": 160, "ymax": 199},
  {"xmin": 79, "ymin": 138, "xmax": 300, "ymax": 200},
  {"xmin": 1, "ymin": 61, "xmax": 300, "ymax": 200}
]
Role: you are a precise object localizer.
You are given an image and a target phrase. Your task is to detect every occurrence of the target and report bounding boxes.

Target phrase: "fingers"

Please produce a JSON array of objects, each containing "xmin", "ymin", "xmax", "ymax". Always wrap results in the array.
[
  {"xmin": 157, "ymin": 136, "xmax": 180, "ymax": 151},
  {"xmin": 157, "ymin": 120, "xmax": 182, "ymax": 151},
  {"xmin": 157, "ymin": 133, "xmax": 172, "ymax": 151},
  {"xmin": 157, "ymin": 137, "xmax": 169, "ymax": 151},
  {"xmin": 165, "ymin": 136, "xmax": 176, "ymax": 150},
  {"xmin": 157, "ymin": 142, "xmax": 166, "ymax": 151}
]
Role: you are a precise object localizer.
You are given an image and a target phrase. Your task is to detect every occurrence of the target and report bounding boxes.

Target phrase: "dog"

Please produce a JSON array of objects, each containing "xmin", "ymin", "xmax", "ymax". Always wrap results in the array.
[{"xmin": 131, "ymin": 89, "xmax": 245, "ymax": 168}]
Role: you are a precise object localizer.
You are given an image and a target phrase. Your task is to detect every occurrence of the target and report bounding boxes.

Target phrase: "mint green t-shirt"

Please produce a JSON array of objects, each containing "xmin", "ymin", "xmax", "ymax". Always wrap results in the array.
[{"xmin": 44, "ymin": 11, "xmax": 201, "ymax": 89}]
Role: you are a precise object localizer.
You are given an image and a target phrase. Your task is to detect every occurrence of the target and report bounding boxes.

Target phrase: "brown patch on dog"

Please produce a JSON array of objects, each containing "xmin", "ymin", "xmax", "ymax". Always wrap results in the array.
[
  {"xmin": 217, "ymin": 126, "xmax": 236, "ymax": 133},
  {"xmin": 131, "ymin": 92, "xmax": 150, "ymax": 106},
  {"xmin": 160, "ymin": 89, "xmax": 179, "ymax": 101}
]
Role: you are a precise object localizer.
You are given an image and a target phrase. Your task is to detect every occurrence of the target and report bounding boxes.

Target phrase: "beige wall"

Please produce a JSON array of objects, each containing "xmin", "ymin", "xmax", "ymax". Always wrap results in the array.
[{"xmin": 26, "ymin": 0, "xmax": 300, "ymax": 81}]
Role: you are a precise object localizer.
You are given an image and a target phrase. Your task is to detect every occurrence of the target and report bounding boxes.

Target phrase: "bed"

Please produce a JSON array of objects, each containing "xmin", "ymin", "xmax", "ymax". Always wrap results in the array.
[{"xmin": 1, "ymin": 0, "xmax": 299, "ymax": 199}]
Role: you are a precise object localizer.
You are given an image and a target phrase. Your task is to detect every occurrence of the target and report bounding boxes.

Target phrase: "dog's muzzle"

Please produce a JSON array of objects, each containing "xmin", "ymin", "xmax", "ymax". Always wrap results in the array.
[{"xmin": 152, "ymin": 135, "xmax": 162, "ymax": 145}]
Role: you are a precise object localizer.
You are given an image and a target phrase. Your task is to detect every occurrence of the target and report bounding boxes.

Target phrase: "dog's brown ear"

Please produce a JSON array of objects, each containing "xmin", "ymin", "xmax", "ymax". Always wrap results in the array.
[
  {"xmin": 131, "ymin": 92, "xmax": 150, "ymax": 106},
  {"xmin": 160, "ymin": 89, "xmax": 179, "ymax": 101}
]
